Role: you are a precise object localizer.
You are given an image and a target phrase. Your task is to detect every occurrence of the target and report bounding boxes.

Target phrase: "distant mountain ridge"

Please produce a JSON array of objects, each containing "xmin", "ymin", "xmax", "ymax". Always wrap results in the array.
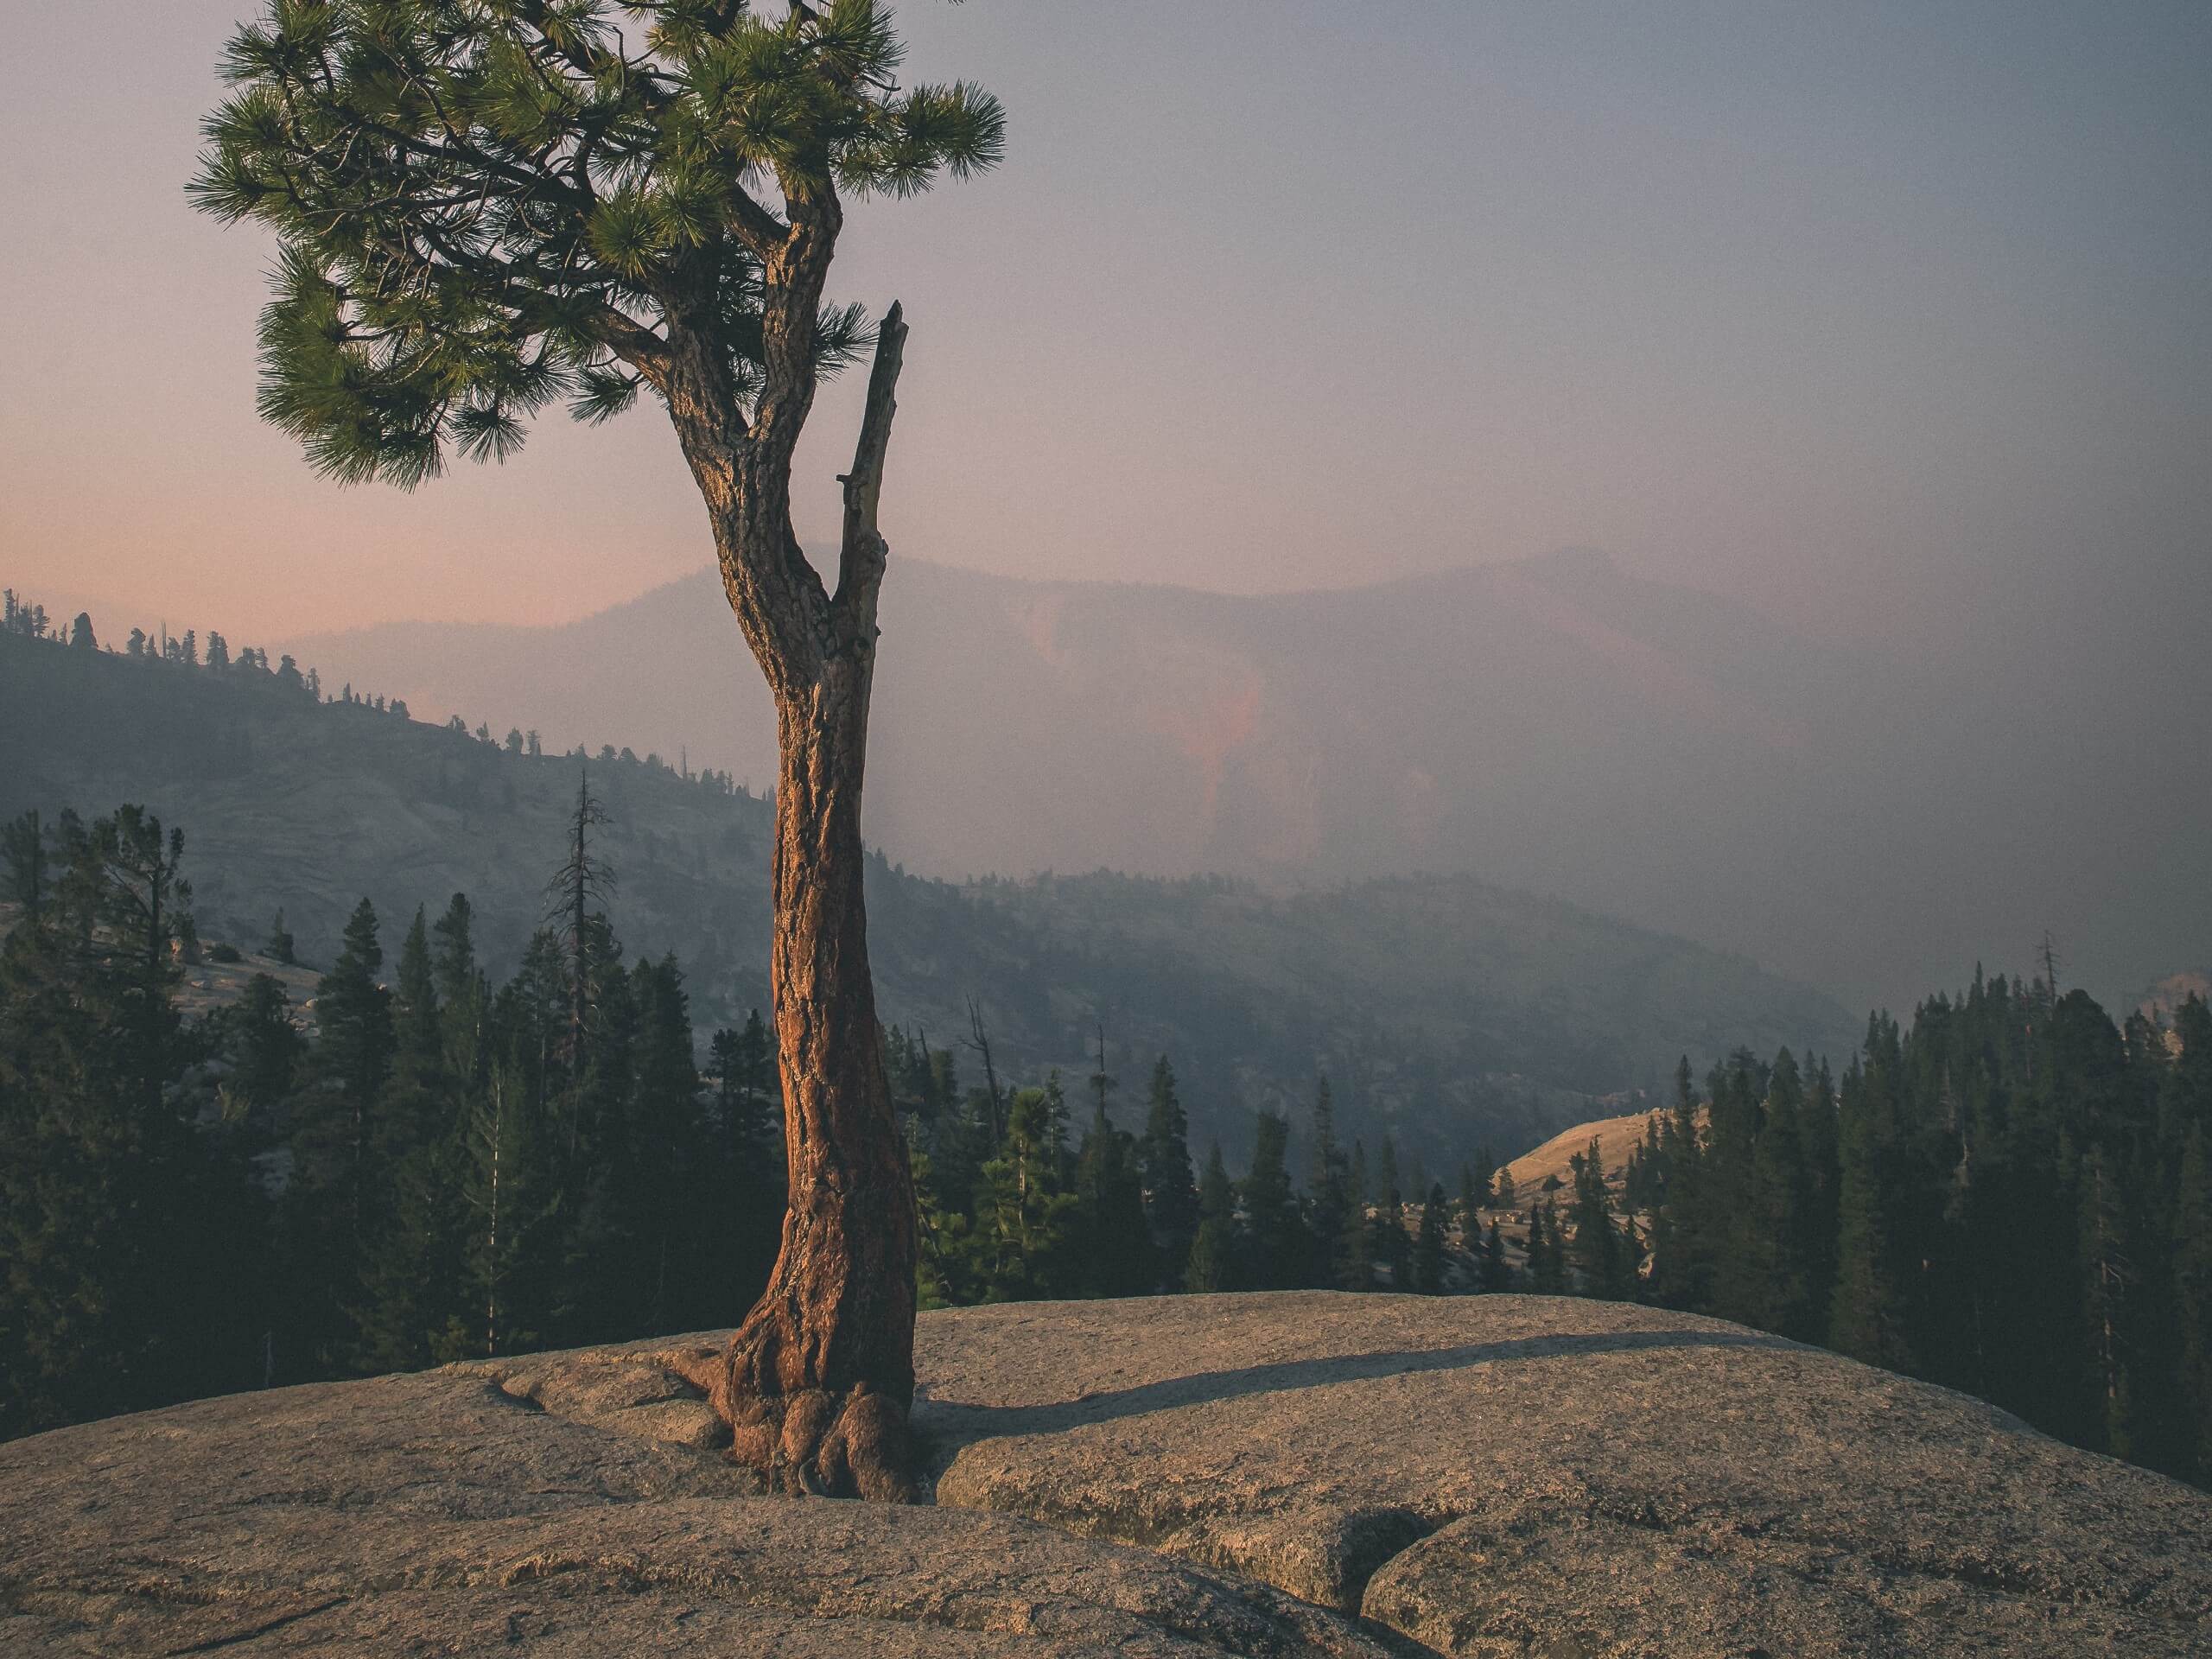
[
  {"xmin": 0, "ymin": 630, "xmax": 1855, "ymax": 1169},
  {"xmin": 283, "ymin": 550, "xmax": 1868, "ymax": 965},
  {"xmin": 278, "ymin": 548, "xmax": 2211, "ymax": 1017}
]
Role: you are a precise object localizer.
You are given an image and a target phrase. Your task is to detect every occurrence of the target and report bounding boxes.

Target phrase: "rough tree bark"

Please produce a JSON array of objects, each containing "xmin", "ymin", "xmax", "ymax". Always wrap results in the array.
[{"xmin": 663, "ymin": 257, "xmax": 920, "ymax": 1497}]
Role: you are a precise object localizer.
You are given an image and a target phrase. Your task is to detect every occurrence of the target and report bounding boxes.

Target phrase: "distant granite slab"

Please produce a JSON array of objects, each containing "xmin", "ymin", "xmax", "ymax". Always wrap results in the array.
[{"xmin": 3, "ymin": 1294, "xmax": 2209, "ymax": 1656}]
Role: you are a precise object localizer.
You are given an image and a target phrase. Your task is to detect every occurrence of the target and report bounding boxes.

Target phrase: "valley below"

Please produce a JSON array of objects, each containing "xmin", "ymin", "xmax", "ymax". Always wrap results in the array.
[{"xmin": 0, "ymin": 628, "xmax": 1853, "ymax": 1168}]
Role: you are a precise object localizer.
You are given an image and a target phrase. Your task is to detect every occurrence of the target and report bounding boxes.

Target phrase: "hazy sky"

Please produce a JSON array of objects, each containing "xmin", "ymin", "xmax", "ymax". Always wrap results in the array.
[{"xmin": 3, "ymin": 3, "xmax": 2209, "ymax": 653}]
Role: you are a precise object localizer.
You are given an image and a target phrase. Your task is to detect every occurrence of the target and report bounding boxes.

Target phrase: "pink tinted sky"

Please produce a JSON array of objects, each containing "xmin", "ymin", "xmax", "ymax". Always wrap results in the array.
[{"xmin": 3, "ymin": 2, "xmax": 2208, "ymax": 650}]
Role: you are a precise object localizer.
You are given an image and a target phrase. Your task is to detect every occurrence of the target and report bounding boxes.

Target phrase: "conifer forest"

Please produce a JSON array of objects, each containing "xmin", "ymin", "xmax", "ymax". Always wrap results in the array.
[{"xmin": 5, "ymin": 711, "xmax": 2210, "ymax": 1495}]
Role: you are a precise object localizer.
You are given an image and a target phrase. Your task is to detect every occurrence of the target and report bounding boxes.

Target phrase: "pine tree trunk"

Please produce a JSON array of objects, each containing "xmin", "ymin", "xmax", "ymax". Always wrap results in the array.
[
  {"xmin": 698, "ymin": 664, "xmax": 918, "ymax": 1498},
  {"xmin": 666, "ymin": 296, "xmax": 920, "ymax": 1500}
]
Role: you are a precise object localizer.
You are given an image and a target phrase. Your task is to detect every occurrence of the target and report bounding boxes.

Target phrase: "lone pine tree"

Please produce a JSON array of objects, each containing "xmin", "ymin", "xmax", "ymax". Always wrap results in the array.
[{"xmin": 194, "ymin": 0, "xmax": 1004, "ymax": 1497}]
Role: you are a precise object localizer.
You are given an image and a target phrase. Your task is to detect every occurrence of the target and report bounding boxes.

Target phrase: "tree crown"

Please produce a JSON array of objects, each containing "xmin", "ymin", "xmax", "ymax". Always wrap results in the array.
[{"xmin": 192, "ymin": 0, "xmax": 1003, "ymax": 487}]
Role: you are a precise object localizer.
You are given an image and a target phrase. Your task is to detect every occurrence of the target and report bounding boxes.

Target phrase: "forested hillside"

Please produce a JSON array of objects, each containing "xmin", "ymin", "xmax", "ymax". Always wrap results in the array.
[
  {"xmin": 0, "ymin": 614, "xmax": 1854, "ymax": 1170},
  {"xmin": 283, "ymin": 550, "xmax": 2212, "ymax": 1014},
  {"xmin": 7, "ymin": 606, "xmax": 2210, "ymax": 1499}
]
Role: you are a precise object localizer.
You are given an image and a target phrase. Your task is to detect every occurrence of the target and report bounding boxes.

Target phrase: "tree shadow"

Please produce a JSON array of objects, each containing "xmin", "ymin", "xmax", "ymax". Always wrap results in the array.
[{"xmin": 917, "ymin": 1325, "xmax": 1798, "ymax": 1452}]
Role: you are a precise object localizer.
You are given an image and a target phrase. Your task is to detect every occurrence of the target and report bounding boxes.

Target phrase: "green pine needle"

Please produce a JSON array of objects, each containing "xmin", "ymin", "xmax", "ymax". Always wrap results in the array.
[{"xmin": 193, "ymin": 0, "xmax": 1005, "ymax": 485}]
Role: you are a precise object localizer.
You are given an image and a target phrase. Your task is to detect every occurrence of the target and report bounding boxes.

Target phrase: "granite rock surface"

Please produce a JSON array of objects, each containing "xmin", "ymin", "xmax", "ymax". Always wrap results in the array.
[
  {"xmin": 921, "ymin": 1294, "xmax": 2212, "ymax": 1656},
  {"xmin": 0, "ymin": 1340, "xmax": 1406, "ymax": 1657},
  {"xmin": 6, "ymin": 1294, "xmax": 2210, "ymax": 1656}
]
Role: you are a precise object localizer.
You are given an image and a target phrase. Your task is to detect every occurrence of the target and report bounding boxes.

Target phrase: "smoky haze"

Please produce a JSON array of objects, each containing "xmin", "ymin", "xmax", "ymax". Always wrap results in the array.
[
  {"xmin": 4, "ymin": 3, "xmax": 2209, "ymax": 1012},
  {"xmin": 283, "ymin": 549, "xmax": 2210, "ymax": 1019}
]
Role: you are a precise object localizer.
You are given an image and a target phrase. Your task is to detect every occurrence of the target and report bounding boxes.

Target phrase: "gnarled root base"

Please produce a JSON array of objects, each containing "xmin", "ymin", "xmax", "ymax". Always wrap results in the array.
[
  {"xmin": 669, "ymin": 1349, "xmax": 919, "ymax": 1503},
  {"xmin": 726, "ymin": 1378, "xmax": 918, "ymax": 1503}
]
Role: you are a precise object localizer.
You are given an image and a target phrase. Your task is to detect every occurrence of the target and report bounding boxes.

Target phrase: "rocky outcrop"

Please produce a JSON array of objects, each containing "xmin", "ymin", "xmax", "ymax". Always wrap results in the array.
[
  {"xmin": 4, "ymin": 1294, "xmax": 2209, "ymax": 1656},
  {"xmin": 925, "ymin": 1294, "xmax": 2212, "ymax": 1656},
  {"xmin": 0, "ymin": 1344, "xmax": 1404, "ymax": 1657}
]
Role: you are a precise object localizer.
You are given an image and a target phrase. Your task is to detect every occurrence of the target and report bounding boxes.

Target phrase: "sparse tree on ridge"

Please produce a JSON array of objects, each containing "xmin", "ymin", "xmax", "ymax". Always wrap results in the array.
[{"xmin": 195, "ymin": 0, "xmax": 1004, "ymax": 1499}]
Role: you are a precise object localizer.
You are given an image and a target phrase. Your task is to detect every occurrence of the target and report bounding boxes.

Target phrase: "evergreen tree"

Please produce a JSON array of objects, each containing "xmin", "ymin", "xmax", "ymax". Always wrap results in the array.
[
  {"xmin": 1743, "ymin": 1048, "xmax": 1821, "ymax": 1340},
  {"xmin": 1139, "ymin": 1056, "xmax": 1198, "ymax": 1287},
  {"xmin": 262, "ymin": 909, "xmax": 296, "ymax": 965},
  {"xmin": 0, "ymin": 809, "xmax": 259, "ymax": 1435},
  {"xmin": 1074, "ymin": 1034, "xmax": 1153, "ymax": 1298},
  {"xmin": 3, "ymin": 810, "xmax": 48, "ymax": 917},
  {"xmin": 1414, "ymin": 1183, "xmax": 1451, "ymax": 1294},
  {"xmin": 1185, "ymin": 1143, "xmax": 1243, "ymax": 1294},
  {"xmin": 1655, "ymin": 1055, "xmax": 1715, "ymax": 1309},
  {"xmin": 386, "ymin": 911, "xmax": 444, "ymax": 1140},
  {"xmin": 545, "ymin": 768, "xmax": 616, "ymax": 1069},
  {"xmin": 1370, "ymin": 1134, "xmax": 1413, "ymax": 1287},
  {"xmin": 1479, "ymin": 1218, "xmax": 1509, "ymax": 1292},
  {"xmin": 1567, "ymin": 1141, "xmax": 1634, "ymax": 1301},
  {"xmin": 713, "ymin": 1011, "xmax": 782, "ymax": 1160},
  {"xmin": 2077, "ymin": 1143, "xmax": 2137, "ymax": 1459},
  {"xmin": 910, "ymin": 1134, "xmax": 974, "ymax": 1311},
  {"xmin": 1704, "ymin": 1048, "xmax": 1767, "ymax": 1322},
  {"xmin": 975, "ymin": 1087, "xmax": 1080, "ymax": 1302},
  {"xmin": 1337, "ymin": 1140, "xmax": 1375, "ymax": 1291},
  {"xmin": 627, "ymin": 954, "xmax": 731, "ymax": 1335},
  {"xmin": 226, "ymin": 972, "xmax": 302, "ymax": 1124},
  {"xmin": 355, "ymin": 909, "xmax": 454, "ymax": 1372},
  {"xmin": 283, "ymin": 897, "xmax": 393, "ymax": 1375},
  {"xmin": 1800, "ymin": 1058, "xmax": 1843, "ymax": 1327},
  {"xmin": 1528, "ymin": 1199, "xmax": 1567, "ymax": 1294},
  {"xmin": 1827, "ymin": 1018, "xmax": 1919, "ymax": 1374},
  {"xmin": 445, "ymin": 1048, "xmax": 559, "ymax": 1359},
  {"xmin": 1457, "ymin": 1158, "xmax": 1484, "ymax": 1234},
  {"xmin": 1305, "ymin": 1077, "xmax": 1351, "ymax": 1288},
  {"xmin": 1241, "ymin": 1111, "xmax": 1306, "ymax": 1290}
]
